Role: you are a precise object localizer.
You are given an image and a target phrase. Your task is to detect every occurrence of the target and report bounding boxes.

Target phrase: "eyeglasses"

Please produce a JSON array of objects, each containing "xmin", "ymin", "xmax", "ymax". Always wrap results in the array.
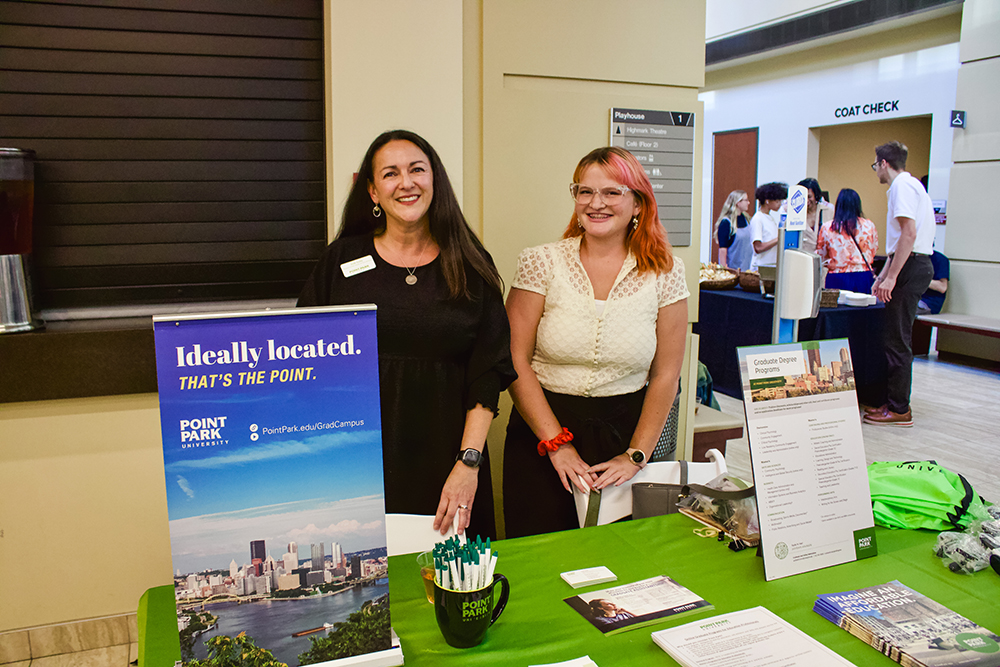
[
  {"xmin": 570, "ymin": 183, "xmax": 630, "ymax": 205},
  {"xmin": 871, "ymin": 160, "xmax": 881, "ymax": 171}
]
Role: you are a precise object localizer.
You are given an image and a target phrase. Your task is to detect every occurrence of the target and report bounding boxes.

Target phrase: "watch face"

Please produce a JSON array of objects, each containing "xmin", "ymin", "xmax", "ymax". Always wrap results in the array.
[
  {"xmin": 459, "ymin": 449, "xmax": 482, "ymax": 467},
  {"xmin": 631, "ymin": 450, "xmax": 644, "ymax": 464}
]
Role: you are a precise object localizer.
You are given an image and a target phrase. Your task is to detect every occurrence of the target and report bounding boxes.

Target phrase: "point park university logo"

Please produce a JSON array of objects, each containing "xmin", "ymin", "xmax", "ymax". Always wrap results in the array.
[{"xmin": 179, "ymin": 416, "xmax": 229, "ymax": 448}]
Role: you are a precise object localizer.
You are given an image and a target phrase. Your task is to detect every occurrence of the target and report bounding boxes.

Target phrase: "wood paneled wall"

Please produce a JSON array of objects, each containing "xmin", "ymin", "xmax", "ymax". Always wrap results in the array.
[{"xmin": 0, "ymin": 0, "xmax": 327, "ymax": 310}]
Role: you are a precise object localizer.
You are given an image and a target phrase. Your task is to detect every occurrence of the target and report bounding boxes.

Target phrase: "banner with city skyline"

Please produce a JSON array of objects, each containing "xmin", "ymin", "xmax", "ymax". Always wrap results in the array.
[{"xmin": 153, "ymin": 305, "xmax": 401, "ymax": 666}]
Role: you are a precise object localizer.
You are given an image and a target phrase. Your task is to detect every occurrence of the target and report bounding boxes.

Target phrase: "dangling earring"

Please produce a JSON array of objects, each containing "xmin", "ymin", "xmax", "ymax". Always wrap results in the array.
[
  {"xmin": 373, "ymin": 203, "xmax": 382, "ymax": 218},
  {"xmin": 578, "ymin": 215, "xmax": 585, "ymax": 231},
  {"xmin": 631, "ymin": 216, "xmax": 639, "ymax": 230}
]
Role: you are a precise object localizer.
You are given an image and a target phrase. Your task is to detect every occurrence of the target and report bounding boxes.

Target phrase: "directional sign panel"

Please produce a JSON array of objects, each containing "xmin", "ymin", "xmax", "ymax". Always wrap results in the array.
[{"xmin": 611, "ymin": 108, "xmax": 695, "ymax": 246}]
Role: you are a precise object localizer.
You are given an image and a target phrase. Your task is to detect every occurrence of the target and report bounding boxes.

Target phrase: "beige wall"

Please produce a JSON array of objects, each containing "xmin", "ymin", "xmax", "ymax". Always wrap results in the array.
[
  {"xmin": 325, "ymin": 0, "xmax": 466, "ymax": 238},
  {"xmin": 0, "ymin": 395, "xmax": 173, "ymax": 630},
  {"xmin": 816, "ymin": 116, "xmax": 932, "ymax": 255},
  {"xmin": 703, "ymin": 8, "xmax": 962, "ymax": 92},
  {"xmin": 939, "ymin": 0, "xmax": 1000, "ymax": 360}
]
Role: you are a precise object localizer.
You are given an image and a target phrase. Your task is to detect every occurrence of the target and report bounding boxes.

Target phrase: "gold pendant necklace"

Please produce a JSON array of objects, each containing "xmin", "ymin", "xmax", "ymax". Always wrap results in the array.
[{"xmin": 402, "ymin": 240, "xmax": 429, "ymax": 286}]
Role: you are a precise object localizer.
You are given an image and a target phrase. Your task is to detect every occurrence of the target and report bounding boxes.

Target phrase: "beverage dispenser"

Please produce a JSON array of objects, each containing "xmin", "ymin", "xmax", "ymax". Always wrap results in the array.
[{"xmin": 0, "ymin": 148, "xmax": 43, "ymax": 333}]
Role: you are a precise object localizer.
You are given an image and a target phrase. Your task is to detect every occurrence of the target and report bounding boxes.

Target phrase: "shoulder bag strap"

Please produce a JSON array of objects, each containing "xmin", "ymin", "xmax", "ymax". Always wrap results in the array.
[
  {"xmin": 682, "ymin": 483, "xmax": 756, "ymax": 501},
  {"xmin": 849, "ymin": 229, "xmax": 876, "ymax": 277},
  {"xmin": 584, "ymin": 489, "xmax": 602, "ymax": 528}
]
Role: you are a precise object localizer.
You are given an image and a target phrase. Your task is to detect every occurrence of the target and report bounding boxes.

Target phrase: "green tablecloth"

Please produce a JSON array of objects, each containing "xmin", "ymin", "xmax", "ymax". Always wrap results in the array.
[{"xmin": 387, "ymin": 515, "xmax": 1000, "ymax": 666}]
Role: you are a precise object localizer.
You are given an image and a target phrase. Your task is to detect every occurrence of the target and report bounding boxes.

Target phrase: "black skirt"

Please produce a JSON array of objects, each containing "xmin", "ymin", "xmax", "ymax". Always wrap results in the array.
[{"xmin": 503, "ymin": 387, "xmax": 646, "ymax": 538}]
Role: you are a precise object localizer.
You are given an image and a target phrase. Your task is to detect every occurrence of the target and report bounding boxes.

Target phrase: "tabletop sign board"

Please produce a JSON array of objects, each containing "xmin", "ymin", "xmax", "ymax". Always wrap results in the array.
[
  {"xmin": 737, "ymin": 339, "xmax": 877, "ymax": 582},
  {"xmin": 152, "ymin": 305, "xmax": 403, "ymax": 667},
  {"xmin": 785, "ymin": 185, "xmax": 808, "ymax": 232},
  {"xmin": 610, "ymin": 108, "xmax": 695, "ymax": 246}
]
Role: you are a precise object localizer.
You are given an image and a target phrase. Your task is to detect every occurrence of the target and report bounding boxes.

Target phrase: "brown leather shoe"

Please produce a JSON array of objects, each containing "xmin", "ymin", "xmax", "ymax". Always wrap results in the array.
[
  {"xmin": 860, "ymin": 403, "xmax": 886, "ymax": 414},
  {"xmin": 863, "ymin": 407, "xmax": 913, "ymax": 427}
]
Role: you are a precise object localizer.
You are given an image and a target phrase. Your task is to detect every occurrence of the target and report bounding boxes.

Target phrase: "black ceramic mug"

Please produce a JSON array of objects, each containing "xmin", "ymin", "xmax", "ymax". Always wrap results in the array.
[{"xmin": 433, "ymin": 573, "xmax": 510, "ymax": 648}]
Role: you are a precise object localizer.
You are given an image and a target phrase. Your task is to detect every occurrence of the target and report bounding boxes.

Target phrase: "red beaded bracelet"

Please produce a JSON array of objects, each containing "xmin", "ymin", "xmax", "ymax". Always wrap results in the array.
[{"xmin": 537, "ymin": 427, "xmax": 574, "ymax": 456}]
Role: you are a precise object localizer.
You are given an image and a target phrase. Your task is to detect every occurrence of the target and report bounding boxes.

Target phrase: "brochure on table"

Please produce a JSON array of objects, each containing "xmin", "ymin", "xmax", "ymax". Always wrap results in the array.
[
  {"xmin": 564, "ymin": 575, "xmax": 712, "ymax": 635},
  {"xmin": 652, "ymin": 606, "xmax": 857, "ymax": 666},
  {"xmin": 738, "ymin": 339, "xmax": 876, "ymax": 581},
  {"xmin": 152, "ymin": 305, "xmax": 402, "ymax": 667},
  {"xmin": 815, "ymin": 580, "xmax": 1000, "ymax": 667}
]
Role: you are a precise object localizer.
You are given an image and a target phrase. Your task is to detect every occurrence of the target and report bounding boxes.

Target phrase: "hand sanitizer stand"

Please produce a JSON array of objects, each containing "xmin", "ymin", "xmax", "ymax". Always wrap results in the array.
[{"xmin": 772, "ymin": 185, "xmax": 821, "ymax": 344}]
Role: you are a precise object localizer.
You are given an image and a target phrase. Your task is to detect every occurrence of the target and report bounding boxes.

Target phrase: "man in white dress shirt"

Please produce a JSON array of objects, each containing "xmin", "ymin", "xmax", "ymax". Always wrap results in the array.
[{"xmin": 864, "ymin": 141, "xmax": 934, "ymax": 427}]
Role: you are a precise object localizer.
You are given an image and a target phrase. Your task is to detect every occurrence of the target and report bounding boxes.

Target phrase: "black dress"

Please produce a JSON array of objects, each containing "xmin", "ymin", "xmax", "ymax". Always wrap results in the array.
[{"xmin": 298, "ymin": 234, "xmax": 515, "ymax": 539}]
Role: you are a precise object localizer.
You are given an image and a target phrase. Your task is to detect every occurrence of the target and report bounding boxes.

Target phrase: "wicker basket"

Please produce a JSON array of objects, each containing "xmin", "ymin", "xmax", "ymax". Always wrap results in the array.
[
  {"xmin": 700, "ymin": 273, "xmax": 738, "ymax": 290},
  {"xmin": 737, "ymin": 271, "xmax": 775, "ymax": 295},
  {"xmin": 820, "ymin": 289, "xmax": 840, "ymax": 308}
]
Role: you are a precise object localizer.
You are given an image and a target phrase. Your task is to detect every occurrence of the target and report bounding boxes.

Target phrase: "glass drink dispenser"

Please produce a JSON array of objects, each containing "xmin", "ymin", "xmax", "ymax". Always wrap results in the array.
[{"xmin": 0, "ymin": 148, "xmax": 43, "ymax": 333}]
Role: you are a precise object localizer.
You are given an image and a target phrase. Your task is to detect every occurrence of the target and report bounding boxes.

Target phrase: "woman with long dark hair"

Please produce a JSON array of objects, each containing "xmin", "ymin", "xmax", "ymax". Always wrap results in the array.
[
  {"xmin": 503, "ymin": 147, "xmax": 689, "ymax": 537},
  {"xmin": 797, "ymin": 178, "xmax": 834, "ymax": 254},
  {"xmin": 299, "ymin": 130, "xmax": 515, "ymax": 538},
  {"xmin": 817, "ymin": 188, "xmax": 879, "ymax": 293}
]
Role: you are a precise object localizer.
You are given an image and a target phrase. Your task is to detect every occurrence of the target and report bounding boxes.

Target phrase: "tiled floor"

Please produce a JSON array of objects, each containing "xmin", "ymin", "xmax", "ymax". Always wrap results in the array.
[{"xmin": 0, "ymin": 614, "xmax": 138, "ymax": 667}]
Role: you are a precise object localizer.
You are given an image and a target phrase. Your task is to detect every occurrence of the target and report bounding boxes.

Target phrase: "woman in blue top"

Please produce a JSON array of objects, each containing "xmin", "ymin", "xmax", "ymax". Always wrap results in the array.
[{"xmin": 714, "ymin": 190, "xmax": 752, "ymax": 270}]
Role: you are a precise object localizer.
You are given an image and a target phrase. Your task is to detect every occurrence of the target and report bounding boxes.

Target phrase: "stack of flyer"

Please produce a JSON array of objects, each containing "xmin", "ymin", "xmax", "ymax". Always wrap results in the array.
[
  {"xmin": 814, "ymin": 580, "xmax": 1000, "ymax": 667},
  {"xmin": 651, "ymin": 606, "xmax": 857, "ymax": 666}
]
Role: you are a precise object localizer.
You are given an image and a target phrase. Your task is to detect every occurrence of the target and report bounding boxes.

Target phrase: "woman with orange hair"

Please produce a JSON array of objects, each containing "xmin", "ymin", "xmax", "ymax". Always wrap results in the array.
[{"xmin": 503, "ymin": 147, "xmax": 689, "ymax": 537}]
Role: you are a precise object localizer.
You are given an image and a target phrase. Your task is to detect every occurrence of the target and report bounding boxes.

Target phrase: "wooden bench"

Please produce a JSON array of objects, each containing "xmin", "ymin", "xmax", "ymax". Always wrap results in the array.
[
  {"xmin": 913, "ymin": 313, "xmax": 1000, "ymax": 356},
  {"xmin": 916, "ymin": 313, "xmax": 1000, "ymax": 338},
  {"xmin": 692, "ymin": 406, "xmax": 744, "ymax": 462}
]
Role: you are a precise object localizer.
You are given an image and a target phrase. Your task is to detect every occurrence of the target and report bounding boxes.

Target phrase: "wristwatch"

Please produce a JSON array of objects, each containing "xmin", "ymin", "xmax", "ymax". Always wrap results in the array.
[
  {"xmin": 456, "ymin": 448, "xmax": 483, "ymax": 468},
  {"xmin": 625, "ymin": 447, "xmax": 647, "ymax": 468}
]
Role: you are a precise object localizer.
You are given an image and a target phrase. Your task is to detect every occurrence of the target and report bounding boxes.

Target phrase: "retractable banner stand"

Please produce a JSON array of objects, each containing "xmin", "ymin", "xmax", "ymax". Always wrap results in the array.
[
  {"xmin": 738, "ymin": 339, "xmax": 877, "ymax": 582},
  {"xmin": 152, "ymin": 305, "xmax": 403, "ymax": 667}
]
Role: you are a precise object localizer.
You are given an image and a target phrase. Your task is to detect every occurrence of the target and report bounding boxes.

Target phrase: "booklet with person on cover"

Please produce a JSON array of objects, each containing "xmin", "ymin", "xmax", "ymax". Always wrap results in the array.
[
  {"xmin": 564, "ymin": 575, "xmax": 712, "ymax": 635},
  {"xmin": 814, "ymin": 580, "xmax": 1000, "ymax": 667}
]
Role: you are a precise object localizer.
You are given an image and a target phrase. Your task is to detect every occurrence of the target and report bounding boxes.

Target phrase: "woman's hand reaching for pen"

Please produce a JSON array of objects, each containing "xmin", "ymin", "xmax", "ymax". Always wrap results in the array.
[{"xmin": 434, "ymin": 462, "xmax": 478, "ymax": 535}]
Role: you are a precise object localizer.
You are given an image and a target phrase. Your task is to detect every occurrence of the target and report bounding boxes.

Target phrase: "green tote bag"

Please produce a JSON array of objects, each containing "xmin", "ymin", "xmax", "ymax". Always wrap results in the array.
[{"xmin": 867, "ymin": 460, "xmax": 988, "ymax": 531}]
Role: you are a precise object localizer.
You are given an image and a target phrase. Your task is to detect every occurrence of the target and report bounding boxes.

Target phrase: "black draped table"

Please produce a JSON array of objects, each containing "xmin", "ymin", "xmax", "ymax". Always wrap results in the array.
[{"xmin": 693, "ymin": 287, "xmax": 887, "ymax": 406}]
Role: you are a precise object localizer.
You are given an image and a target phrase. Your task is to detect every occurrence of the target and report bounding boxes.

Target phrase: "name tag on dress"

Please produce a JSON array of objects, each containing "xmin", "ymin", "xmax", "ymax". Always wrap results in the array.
[{"xmin": 341, "ymin": 255, "xmax": 376, "ymax": 278}]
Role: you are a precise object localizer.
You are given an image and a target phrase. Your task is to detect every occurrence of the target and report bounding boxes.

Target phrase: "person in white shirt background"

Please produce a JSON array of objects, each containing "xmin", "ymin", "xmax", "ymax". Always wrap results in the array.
[
  {"xmin": 749, "ymin": 181, "xmax": 787, "ymax": 271},
  {"xmin": 863, "ymin": 141, "xmax": 935, "ymax": 428}
]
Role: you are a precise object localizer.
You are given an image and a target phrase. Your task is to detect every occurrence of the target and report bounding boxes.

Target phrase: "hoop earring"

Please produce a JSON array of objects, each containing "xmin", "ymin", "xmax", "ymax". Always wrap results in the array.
[
  {"xmin": 631, "ymin": 216, "xmax": 639, "ymax": 230},
  {"xmin": 373, "ymin": 203, "xmax": 382, "ymax": 218}
]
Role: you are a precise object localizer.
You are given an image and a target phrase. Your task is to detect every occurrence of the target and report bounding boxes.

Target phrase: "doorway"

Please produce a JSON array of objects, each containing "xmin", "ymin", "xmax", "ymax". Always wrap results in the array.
[
  {"xmin": 813, "ymin": 115, "xmax": 932, "ymax": 255},
  {"xmin": 711, "ymin": 128, "xmax": 758, "ymax": 263}
]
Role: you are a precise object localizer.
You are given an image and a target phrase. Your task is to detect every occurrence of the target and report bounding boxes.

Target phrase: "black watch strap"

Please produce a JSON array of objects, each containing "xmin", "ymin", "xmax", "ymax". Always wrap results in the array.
[{"xmin": 456, "ymin": 448, "xmax": 482, "ymax": 468}]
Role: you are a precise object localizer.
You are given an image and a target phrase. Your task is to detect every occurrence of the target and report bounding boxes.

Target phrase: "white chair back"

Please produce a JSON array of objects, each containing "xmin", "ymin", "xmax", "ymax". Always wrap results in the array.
[{"xmin": 572, "ymin": 449, "xmax": 728, "ymax": 527}]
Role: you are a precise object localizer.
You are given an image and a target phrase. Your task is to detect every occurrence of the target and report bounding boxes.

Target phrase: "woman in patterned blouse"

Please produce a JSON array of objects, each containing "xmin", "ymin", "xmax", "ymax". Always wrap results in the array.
[
  {"xmin": 502, "ymin": 147, "xmax": 689, "ymax": 537},
  {"xmin": 816, "ymin": 188, "xmax": 879, "ymax": 294}
]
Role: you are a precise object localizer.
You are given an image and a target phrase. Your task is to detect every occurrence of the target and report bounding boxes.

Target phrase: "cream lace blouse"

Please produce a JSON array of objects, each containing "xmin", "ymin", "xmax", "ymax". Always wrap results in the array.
[{"xmin": 512, "ymin": 237, "xmax": 689, "ymax": 397}]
